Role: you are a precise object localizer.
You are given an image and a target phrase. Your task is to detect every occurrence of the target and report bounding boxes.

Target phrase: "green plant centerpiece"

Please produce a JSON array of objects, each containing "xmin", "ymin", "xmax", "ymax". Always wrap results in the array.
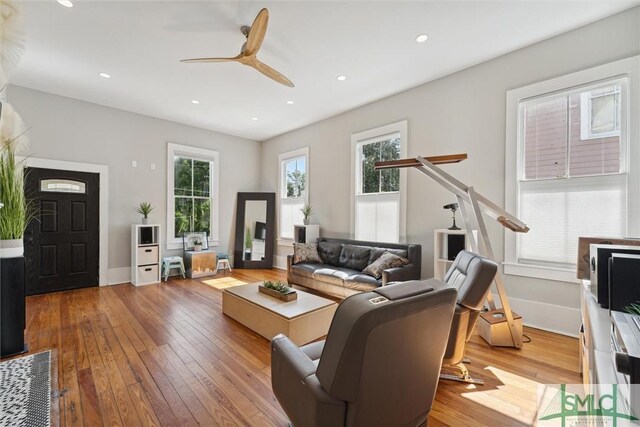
[
  {"xmin": 259, "ymin": 280, "xmax": 297, "ymax": 301},
  {"xmin": 136, "ymin": 201, "xmax": 154, "ymax": 225},
  {"xmin": 301, "ymin": 204, "xmax": 313, "ymax": 225}
]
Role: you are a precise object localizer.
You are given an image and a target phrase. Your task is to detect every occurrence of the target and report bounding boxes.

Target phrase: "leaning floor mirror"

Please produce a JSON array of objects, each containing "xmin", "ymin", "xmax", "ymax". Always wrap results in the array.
[{"xmin": 234, "ymin": 192, "xmax": 275, "ymax": 269}]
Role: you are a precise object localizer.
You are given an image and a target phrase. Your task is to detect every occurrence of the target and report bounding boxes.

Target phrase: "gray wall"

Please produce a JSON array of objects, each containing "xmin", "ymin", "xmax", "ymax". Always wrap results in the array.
[
  {"xmin": 260, "ymin": 7, "xmax": 640, "ymax": 334},
  {"xmin": 7, "ymin": 85, "xmax": 261, "ymax": 282}
]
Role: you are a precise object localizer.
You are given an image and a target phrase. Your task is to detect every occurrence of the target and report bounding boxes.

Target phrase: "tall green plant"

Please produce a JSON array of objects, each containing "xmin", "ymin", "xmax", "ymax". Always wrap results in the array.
[{"xmin": 0, "ymin": 140, "xmax": 33, "ymax": 239}]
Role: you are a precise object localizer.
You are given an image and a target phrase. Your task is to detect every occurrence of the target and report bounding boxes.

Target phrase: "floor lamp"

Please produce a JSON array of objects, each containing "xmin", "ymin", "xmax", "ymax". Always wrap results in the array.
[{"xmin": 375, "ymin": 153, "xmax": 529, "ymax": 348}]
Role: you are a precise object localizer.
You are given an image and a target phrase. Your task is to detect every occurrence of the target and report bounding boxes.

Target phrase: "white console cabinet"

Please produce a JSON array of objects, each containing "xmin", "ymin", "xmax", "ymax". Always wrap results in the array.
[{"xmin": 131, "ymin": 224, "xmax": 161, "ymax": 286}]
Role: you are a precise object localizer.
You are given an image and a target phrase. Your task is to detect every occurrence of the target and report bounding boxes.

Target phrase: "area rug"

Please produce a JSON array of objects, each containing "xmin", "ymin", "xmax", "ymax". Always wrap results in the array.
[{"xmin": 0, "ymin": 350, "xmax": 51, "ymax": 427}]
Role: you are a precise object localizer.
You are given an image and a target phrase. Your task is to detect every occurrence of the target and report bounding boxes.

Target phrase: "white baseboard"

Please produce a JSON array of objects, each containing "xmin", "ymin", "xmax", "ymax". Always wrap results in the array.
[
  {"xmin": 274, "ymin": 255, "xmax": 287, "ymax": 270},
  {"xmin": 492, "ymin": 293, "xmax": 581, "ymax": 338},
  {"xmin": 108, "ymin": 267, "xmax": 131, "ymax": 285}
]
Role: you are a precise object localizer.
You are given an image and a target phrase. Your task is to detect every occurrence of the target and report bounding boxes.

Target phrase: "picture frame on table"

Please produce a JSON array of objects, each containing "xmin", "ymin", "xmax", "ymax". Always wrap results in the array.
[{"xmin": 182, "ymin": 231, "xmax": 209, "ymax": 251}]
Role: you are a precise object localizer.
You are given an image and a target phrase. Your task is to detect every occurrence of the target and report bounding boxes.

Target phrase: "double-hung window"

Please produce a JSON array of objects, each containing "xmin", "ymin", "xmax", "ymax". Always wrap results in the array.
[
  {"xmin": 505, "ymin": 57, "xmax": 639, "ymax": 282},
  {"xmin": 278, "ymin": 148, "xmax": 308, "ymax": 240},
  {"xmin": 351, "ymin": 121, "xmax": 407, "ymax": 243},
  {"xmin": 167, "ymin": 143, "xmax": 219, "ymax": 249}
]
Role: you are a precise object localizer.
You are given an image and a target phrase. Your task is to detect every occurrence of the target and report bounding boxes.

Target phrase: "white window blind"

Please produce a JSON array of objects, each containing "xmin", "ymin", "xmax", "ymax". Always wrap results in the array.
[
  {"xmin": 280, "ymin": 199, "xmax": 304, "ymax": 239},
  {"xmin": 355, "ymin": 193, "xmax": 399, "ymax": 243},
  {"xmin": 518, "ymin": 174, "xmax": 627, "ymax": 267}
]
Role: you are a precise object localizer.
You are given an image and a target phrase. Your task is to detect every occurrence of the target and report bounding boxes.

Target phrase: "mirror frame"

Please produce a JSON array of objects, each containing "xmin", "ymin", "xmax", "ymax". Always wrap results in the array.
[{"xmin": 233, "ymin": 192, "xmax": 276, "ymax": 269}]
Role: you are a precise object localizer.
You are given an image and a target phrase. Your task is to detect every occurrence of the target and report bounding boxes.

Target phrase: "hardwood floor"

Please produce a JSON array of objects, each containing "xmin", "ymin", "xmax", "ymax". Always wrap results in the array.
[{"xmin": 15, "ymin": 268, "xmax": 580, "ymax": 426}]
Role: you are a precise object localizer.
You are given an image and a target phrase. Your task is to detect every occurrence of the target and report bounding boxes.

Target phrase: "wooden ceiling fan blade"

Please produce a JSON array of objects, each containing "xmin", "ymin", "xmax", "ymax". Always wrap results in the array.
[
  {"xmin": 244, "ymin": 8, "xmax": 268, "ymax": 56},
  {"xmin": 253, "ymin": 60, "xmax": 294, "ymax": 87},
  {"xmin": 180, "ymin": 56, "xmax": 239, "ymax": 63}
]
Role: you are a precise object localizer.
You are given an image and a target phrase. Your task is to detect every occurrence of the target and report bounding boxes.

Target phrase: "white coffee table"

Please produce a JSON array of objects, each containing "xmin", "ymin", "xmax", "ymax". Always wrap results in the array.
[{"xmin": 222, "ymin": 282, "xmax": 338, "ymax": 345}]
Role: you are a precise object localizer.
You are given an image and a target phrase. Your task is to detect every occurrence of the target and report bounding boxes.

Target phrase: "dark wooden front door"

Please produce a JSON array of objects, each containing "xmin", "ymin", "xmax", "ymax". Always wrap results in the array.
[{"xmin": 24, "ymin": 168, "xmax": 100, "ymax": 295}]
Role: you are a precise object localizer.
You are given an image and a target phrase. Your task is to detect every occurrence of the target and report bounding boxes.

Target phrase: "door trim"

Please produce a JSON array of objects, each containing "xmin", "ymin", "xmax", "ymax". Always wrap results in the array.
[{"xmin": 24, "ymin": 158, "xmax": 109, "ymax": 286}]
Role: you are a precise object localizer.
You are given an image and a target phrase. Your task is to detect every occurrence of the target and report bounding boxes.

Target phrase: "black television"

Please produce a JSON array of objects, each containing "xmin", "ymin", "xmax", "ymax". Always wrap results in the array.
[{"xmin": 254, "ymin": 221, "xmax": 267, "ymax": 240}]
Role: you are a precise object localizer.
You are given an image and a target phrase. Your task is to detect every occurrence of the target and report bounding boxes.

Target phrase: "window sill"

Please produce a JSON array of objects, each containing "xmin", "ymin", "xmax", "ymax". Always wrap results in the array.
[
  {"xmin": 166, "ymin": 240, "xmax": 219, "ymax": 251},
  {"xmin": 503, "ymin": 262, "xmax": 580, "ymax": 284},
  {"xmin": 277, "ymin": 238, "xmax": 294, "ymax": 247}
]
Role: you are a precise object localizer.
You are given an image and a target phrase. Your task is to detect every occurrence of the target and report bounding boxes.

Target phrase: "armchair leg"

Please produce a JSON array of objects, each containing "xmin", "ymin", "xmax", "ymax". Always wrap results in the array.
[{"xmin": 439, "ymin": 363, "xmax": 484, "ymax": 385}]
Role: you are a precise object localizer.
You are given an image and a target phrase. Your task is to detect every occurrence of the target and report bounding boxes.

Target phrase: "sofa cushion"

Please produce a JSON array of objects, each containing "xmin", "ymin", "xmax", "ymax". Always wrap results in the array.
[
  {"xmin": 318, "ymin": 241, "xmax": 343, "ymax": 266},
  {"xmin": 313, "ymin": 267, "xmax": 363, "ymax": 286},
  {"xmin": 363, "ymin": 252, "xmax": 410, "ymax": 279},
  {"xmin": 338, "ymin": 245, "xmax": 371, "ymax": 271},
  {"xmin": 368, "ymin": 247, "xmax": 408, "ymax": 265},
  {"xmin": 344, "ymin": 273, "xmax": 380, "ymax": 287},
  {"xmin": 290, "ymin": 263, "xmax": 330, "ymax": 279},
  {"xmin": 293, "ymin": 243, "xmax": 323, "ymax": 264}
]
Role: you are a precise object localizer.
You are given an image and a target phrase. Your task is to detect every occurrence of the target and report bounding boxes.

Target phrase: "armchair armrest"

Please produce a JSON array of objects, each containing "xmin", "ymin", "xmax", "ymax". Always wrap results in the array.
[
  {"xmin": 271, "ymin": 334, "xmax": 346, "ymax": 426},
  {"xmin": 287, "ymin": 255, "xmax": 293, "ymax": 271},
  {"xmin": 271, "ymin": 334, "xmax": 317, "ymax": 381},
  {"xmin": 382, "ymin": 263, "xmax": 419, "ymax": 286}
]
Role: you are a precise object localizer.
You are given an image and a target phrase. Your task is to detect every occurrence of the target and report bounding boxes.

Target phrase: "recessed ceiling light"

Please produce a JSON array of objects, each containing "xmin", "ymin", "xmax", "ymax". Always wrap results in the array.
[
  {"xmin": 251, "ymin": 117, "xmax": 259, "ymax": 121},
  {"xmin": 337, "ymin": 75, "xmax": 347, "ymax": 81},
  {"xmin": 98, "ymin": 72, "xmax": 111, "ymax": 79},
  {"xmin": 191, "ymin": 100, "xmax": 200, "ymax": 104},
  {"xmin": 286, "ymin": 100, "xmax": 294, "ymax": 105},
  {"xmin": 57, "ymin": 0, "xmax": 73, "ymax": 7},
  {"xmin": 416, "ymin": 34, "xmax": 429, "ymax": 43}
]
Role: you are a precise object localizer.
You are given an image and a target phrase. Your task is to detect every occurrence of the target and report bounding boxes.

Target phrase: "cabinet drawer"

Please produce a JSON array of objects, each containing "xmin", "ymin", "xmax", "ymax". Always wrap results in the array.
[
  {"xmin": 137, "ymin": 265, "xmax": 158, "ymax": 284},
  {"xmin": 137, "ymin": 246, "xmax": 158, "ymax": 265}
]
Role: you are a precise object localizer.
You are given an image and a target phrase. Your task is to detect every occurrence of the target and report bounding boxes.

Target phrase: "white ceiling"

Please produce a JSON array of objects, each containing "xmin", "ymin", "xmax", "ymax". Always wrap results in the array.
[{"xmin": 11, "ymin": 0, "xmax": 639, "ymax": 141}]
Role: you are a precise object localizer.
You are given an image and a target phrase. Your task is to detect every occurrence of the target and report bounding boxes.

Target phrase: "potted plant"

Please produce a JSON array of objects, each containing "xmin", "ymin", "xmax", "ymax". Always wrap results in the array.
[
  {"xmin": 259, "ymin": 280, "xmax": 297, "ymax": 301},
  {"xmin": 192, "ymin": 236, "xmax": 203, "ymax": 252},
  {"xmin": 136, "ymin": 201, "xmax": 154, "ymax": 225},
  {"xmin": 0, "ymin": 139, "xmax": 32, "ymax": 258},
  {"xmin": 301, "ymin": 204, "xmax": 313, "ymax": 225}
]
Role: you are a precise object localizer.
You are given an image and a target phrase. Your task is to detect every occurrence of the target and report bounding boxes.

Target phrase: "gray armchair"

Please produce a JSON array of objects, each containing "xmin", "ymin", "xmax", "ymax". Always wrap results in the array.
[
  {"xmin": 440, "ymin": 250, "xmax": 498, "ymax": 385},
  {"xmin": 271, "ymin": 279, "xmax": 457, "ymax": 426}
]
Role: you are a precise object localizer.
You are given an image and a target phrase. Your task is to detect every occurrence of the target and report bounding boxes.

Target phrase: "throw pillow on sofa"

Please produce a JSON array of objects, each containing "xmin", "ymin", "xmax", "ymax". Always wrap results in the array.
[
  {"xmin": 293, "ymin": 243, "xmax": 323, "ymax": 264},
  {"xmin": 362, "ymin": 252, "xmax": 410, "ymax": 279}
]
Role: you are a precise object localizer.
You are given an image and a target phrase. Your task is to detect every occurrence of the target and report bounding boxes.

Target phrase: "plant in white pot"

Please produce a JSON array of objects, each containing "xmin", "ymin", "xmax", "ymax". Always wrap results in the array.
[
  {"xmin": 300, "ymin": 204, "xmax": 313, "ymax": 225},
  {"xmin": 192, "ymin": 236, "xmax": 203, "ymax": 252},
  {"xmin": 0, "ymin": 137, "xmax": 32, "ymax": 258},
  {"xmin": 136, "ymin": 201, "xmax": 154, "ymax": 225}
]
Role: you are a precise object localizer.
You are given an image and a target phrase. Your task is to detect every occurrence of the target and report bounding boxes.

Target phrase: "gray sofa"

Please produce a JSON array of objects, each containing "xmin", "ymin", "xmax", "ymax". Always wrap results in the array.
[{"xmin": 287, "ymin": 237, "xmax": 421, "ymax": 298}]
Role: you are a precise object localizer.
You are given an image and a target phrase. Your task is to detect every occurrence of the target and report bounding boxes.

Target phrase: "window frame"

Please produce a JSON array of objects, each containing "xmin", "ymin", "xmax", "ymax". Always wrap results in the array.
[
  {"xmin": 277, "ymin": 147, "xmax": 309, "ymax": 243},
  {"xmin": 166, "ymin": 143, "xmax": 220, "ymax": 250},
  {"xmin": 350, "ymin": 120, "xmax": 408, "ymax": 243},
  {"xmin": 504, "ymin": 56, "xmax": 639, "ymax": 283}
]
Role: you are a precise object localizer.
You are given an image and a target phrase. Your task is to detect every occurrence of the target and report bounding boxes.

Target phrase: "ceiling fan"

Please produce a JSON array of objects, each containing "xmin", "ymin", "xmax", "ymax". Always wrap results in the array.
[{"xmin": 181, "ymin": 8, "xmax": 294, "ymax": 88}]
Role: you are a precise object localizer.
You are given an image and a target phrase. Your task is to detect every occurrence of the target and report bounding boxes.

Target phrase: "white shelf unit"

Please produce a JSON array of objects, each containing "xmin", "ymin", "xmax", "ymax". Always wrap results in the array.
[
  {"xmin": 294, "ymin": 224, "xmax": 320, "ymax": 244},
  {"xmin": 433, "ymin": 228, "xmax": 475, "ymax": 279},
  {"xmin": 131, "ymin": 224, "xmax": 161, "ymax": 286}
]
